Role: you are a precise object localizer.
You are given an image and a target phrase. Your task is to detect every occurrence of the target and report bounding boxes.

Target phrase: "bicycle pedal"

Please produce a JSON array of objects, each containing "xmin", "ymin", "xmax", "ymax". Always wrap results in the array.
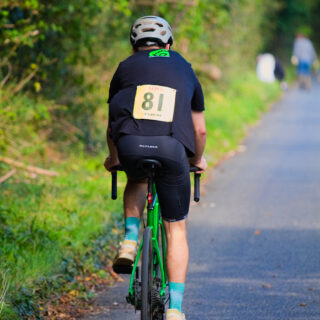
[{"xmin": 113, "ymin": 264, "xmax": 133, "ymax": 274}]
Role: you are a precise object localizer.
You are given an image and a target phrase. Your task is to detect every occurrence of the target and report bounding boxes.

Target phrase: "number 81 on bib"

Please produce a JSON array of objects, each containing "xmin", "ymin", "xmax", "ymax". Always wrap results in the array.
[{"xmin": 133, "ymin": 85, "xmax": 176, "ymax": 122}]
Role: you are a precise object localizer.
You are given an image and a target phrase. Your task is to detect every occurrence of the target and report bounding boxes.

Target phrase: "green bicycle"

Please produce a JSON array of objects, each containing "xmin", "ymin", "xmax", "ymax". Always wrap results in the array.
[{"xmin": 111, "ymin": 159, "xmax": 201, "ymax": 320}]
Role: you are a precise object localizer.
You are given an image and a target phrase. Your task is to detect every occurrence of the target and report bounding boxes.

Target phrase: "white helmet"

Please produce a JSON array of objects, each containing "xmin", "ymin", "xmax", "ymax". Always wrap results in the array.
[{"xmin": 130, "ymin": 16, "xmax": 173, "ymax": 48}]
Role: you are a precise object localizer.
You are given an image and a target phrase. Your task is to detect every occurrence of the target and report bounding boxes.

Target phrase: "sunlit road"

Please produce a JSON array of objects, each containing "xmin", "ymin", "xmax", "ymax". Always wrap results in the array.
[{"xmin": 82, "ymin": 79, "xmax": 320, "ymax": 320}]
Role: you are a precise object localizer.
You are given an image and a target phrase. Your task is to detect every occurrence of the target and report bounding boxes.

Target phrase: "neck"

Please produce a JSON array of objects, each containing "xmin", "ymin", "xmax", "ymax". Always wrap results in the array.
[
  {"xmin": 134, "ymin": 43, "xmax": 170, "ymax": 53},
  {"xmin": 137, "ymin": 46, "xmax": 162, "ymax": 51}
]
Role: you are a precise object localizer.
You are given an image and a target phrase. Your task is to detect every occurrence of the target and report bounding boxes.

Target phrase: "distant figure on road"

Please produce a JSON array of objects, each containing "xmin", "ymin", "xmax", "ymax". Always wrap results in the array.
[
  {"xmin": 292, "ymin": 29, "xmax": 318, "ymax": 90},
  {"xmin": 256, "ymin": 53, "xmax": 287, "ymax": 90}
]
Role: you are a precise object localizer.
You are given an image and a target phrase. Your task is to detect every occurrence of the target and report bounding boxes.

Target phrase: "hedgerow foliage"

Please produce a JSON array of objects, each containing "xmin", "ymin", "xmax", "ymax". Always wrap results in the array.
[
  {"xmin": 0, "ymin": 0, "xmax": 279, "ymax": 93},
  {"xmin": 267, "ymin": 0, "xmax": 320, "ymax": 58},
  {"xmin": 1, "ymin": 0, "xmax": 319, "ymax": 98},
  {"xmin": 0, "ymin": 0, "xmax": 283, "ymax": 155}
]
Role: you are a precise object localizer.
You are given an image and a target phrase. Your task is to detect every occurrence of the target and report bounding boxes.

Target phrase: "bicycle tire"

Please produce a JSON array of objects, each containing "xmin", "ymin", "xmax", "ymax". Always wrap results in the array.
[
  {"xmin": 141, "ymin": 227, "xmax": 153, "ymax": 320},
  {"xmin": 152, "ymin": 226, "xmax": 165, "ymax": 320}
]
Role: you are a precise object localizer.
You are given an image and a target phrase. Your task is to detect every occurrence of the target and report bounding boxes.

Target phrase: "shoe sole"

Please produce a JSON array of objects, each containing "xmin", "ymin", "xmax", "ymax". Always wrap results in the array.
[
  {"xmin": 113, "ymin": 254, "xmax": 135, "ymax": 274},
  {"xmin": 113, "ymin": 264, "xmax": 133, "ymax": 274}
]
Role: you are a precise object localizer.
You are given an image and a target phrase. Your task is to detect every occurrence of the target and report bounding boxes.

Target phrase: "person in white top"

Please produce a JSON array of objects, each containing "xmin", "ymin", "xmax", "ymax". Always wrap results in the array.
[{"xmin": 256, "ymin": 53, "xmax": 276, "ymax": 83}]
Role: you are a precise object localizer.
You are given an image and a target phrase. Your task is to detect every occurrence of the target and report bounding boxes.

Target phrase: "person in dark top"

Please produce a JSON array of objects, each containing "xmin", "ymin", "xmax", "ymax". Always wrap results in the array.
[
  {"xmin": 104, "ymin": 16, "xmax": 207, "ymax": 320},
  {"xmin": 108, "ymin": 49, "xmax": 205, "ymax": 157},
  {"xmin": 274, "ymin": 59, "xmax": 285, "ymax": 82}
]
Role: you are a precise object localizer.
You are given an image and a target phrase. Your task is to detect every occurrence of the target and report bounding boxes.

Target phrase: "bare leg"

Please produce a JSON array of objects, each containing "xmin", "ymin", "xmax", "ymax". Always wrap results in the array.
[
  {"xmin": 163, "ymin": 219, "xmax": 189, "ymax": 283},
  {"xmin": 123, "ymin": 179, "xmax": 147, "ymax": 219},
  {"xmin": 298, "ymin": 74, "xmax": 304, "ymax": 89},
  {"xmin": 113, "ymin": 179, "xmax": 147, "ymax": 269},
  {"xmin": 306, "ymin": 75, "xmax": 312, "ymax": 90}
]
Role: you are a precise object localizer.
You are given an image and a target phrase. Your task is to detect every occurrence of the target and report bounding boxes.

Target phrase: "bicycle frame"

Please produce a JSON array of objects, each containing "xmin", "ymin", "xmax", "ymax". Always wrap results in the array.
[{"xmin": 128, "ymin": 182, "xmax": 168, "ymax": 304}]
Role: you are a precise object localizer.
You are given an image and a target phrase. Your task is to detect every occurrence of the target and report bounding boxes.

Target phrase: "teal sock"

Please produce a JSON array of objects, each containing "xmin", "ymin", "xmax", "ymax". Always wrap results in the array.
[
  {"xmin": 169, "ymin": 282, "xmax": 185, "ymax": 312},
  {"xmin": 124, "ymin": 217, "xmax": 140, "ymax": 242}
]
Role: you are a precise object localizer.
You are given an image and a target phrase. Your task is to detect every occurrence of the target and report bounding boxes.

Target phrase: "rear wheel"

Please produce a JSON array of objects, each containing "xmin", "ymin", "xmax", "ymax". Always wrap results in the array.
[{"xmin": 141, "ymin": 227, "xmax": 153, "ymax": 320}]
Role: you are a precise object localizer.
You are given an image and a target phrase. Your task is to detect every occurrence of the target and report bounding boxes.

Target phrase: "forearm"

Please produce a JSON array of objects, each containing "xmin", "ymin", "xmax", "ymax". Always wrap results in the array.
[
  {"xmin": 107, "ymin": 127, "xmax": 119, "ymax": 161},
  {"xmin": 192, "ymin": 130, "xmax": 206, "ymax": 163},
  {"xmin": 190, "ymin": 111, "xmax": 206, "ymax": 163}
]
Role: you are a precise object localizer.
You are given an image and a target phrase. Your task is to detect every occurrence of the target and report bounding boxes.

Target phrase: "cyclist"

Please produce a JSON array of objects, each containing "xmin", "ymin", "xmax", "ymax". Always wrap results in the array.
[{"xmin": 105, "ymin": 16, "xmax": 207, "ymax": 320}]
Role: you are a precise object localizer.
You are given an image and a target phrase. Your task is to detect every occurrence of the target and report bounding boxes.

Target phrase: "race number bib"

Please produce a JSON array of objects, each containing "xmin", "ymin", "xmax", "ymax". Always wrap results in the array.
[{"xmin": 133, "ymin": 85, "xmax": 176, "ymax": 122}]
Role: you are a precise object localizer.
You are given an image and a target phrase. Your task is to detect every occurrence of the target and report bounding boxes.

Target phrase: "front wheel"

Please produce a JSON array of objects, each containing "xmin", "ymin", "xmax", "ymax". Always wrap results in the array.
[{"xmin": 141, "ymin": 227, "xmax": 153, "ymax": 320}]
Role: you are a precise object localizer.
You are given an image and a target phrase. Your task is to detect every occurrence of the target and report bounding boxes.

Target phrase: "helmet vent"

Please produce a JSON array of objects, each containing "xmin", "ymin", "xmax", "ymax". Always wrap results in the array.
[
  {"xmin": 160, "ymin": 31, "xmax": 166, "ymax": 35},
  {"xmin": 142, "ymin": 28, "xmax": 155, "ymax": 32},
  {"xmin": 156, "ymin": 23, "xmax": 164, "ymax": 27}
]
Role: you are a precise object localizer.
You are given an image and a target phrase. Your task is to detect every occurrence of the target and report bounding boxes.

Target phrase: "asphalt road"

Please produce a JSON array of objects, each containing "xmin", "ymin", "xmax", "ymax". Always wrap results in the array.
[{"xmin": 82, "ymin": 80, "xmax": 320, "ymax": 320}]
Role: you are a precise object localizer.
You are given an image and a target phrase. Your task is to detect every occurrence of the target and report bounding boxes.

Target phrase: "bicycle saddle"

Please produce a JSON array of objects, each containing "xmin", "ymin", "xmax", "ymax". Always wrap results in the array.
[{"xmin": 137, "ymin": 159, "xmax": 162, "ymax": 172}]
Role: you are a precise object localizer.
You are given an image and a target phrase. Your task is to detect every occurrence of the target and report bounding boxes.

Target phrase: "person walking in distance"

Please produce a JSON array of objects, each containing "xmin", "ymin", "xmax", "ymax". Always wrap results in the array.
[
  {"xmin": 292, "ymin": 29, "xmax": 318, "ymax": 90},
  {"xmin": 104, "ymin": 16, "xmax": 207, "ymax": 320}
]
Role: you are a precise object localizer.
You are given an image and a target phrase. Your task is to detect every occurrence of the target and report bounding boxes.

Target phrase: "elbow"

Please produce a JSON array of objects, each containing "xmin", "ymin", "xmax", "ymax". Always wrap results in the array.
[{"xmin": 195, "ymin": 128, "xmax": 207, "ymax": 139}]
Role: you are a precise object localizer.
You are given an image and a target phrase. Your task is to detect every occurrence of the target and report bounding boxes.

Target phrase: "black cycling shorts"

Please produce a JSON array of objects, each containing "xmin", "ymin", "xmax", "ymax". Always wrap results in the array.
[{"xmin": 116, "ymin": 135, "xmax": 191, "ymax": 222}]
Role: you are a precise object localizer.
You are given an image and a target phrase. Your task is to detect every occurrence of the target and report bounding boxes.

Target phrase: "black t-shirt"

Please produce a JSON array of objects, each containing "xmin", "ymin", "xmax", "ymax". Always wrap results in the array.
[{"xmin": 108, "ymin": 49, "xmax": 204, "ymax": 156}]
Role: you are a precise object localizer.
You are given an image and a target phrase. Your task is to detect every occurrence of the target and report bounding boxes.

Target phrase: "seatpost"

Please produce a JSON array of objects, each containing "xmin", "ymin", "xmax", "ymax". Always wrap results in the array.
[{"xmin": 147, "ymin": 164, "xmax": 156, "ymax": 210}]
